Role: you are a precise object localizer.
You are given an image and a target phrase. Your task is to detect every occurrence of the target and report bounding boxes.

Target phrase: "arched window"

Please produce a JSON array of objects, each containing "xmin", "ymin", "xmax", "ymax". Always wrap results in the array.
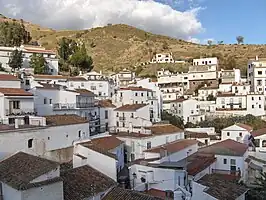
[
  {"xmin": 28, "ymin": 139, "xmax": 33, "ymax": 148},
  {"xmin": 262, "ymin": 140, "xmax": 266, "ymax": 147}
]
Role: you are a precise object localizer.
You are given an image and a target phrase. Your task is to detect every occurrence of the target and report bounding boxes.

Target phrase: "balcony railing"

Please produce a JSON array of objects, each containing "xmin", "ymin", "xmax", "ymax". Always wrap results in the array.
[
  {"xmin": 6, "ymin": 109, "xmax": 36, "ymax": 116},
  {"xmin": 53, "ymin": 102, "xmax": 98, "ymax": 110},
  {"xmin": 87, "ymin": 115, "xmax": 100, "ymax": 122}
]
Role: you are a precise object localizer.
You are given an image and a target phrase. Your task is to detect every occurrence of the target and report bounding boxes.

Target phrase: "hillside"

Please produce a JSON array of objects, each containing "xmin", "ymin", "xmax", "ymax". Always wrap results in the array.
[{"xmin": 1, "ymin": 15, "xmax": 266, "ymax": 74}]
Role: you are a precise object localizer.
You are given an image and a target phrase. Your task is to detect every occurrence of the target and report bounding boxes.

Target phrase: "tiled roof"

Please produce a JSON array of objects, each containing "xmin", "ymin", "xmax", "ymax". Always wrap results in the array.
[
  {"xmin": 147, "ymin": 124, "xmax": 183, "ymax": 135},
  {"xmin": 199, "ymin": 139, "xmax": 248, "ymax": 156},
  {"xmin": 252, "ymin": 127, "xmax": 266, "ymax": 137},
  {"xmin": 217, "ymin": 92, "xmax": 235, "ymax": 97},
  {"xmin": 199, "ymin": 86, "xmax": 219, "ymax": 90},
  {"xmin": 0, "ymin": 74, "xmax": 20, "ymax": 81},
  {"xmin": 120, "ymin": 87, "xmax": 152, "ymax": 92},
  {"xmin": 170, "ymin": 98, "xmax": 186, "ymax": 103},
  {"xmin": 197, "ymin": 174, "xmax": 247, "ymax": 200},
  {"xmin": 115, "ymin": 132, "xmax": 154, "ymax": 138},
  {"xmin": 0, "ymin": 88, "xmax": 33, "ymax": 96},
  {"xmin": 144, "ymin": 139, "xmax": 198, "ymax": 154},
  {"xmin": 83, "ymin": 144, "xmax": 117, "ymax": 159},
  {"xmin": 236, "ymin": 123, "xmax": 253, "ymax": 132},
  {"xmin": 67, "ymin": 77, "xmax": 87, "ymax": 81},
  {"xmin": 45, "ymin": 114, "xmax": 89, "ymax": 126},
  {"xmin": 37, "ymin": 83, "xmax": 66, "ymax": 90},
  {"xmin": 24, "ymin": 48, "xmax": 56, "ymax": 54},
  {"xmin": 185, "ymin": 131, "xmax": 210, "ymax": 139},
  {"xmin": 146, "ymin": 188, "xmax": 171, "ymax": 199},
  {"xmin": 186, "ymin": 153, "xmax": 216, "ymax": 176},
  {"xmin": 81, "ymin": 136, "xmax": 123, "ymax": 151},
  {"xmin": 61, "ymin": 165, "xmax": 117, "ymax": 200},
  {"xmin": 99, "ymin": 100, "xmax": 116, "ymax": 108},
  {"xmin": 114, "ymin": 104, "xmax": 147, "ymax": 111},
  {"xmin": 34, "ymin": 75, "xmax": 67, "ymax": 79},
  {"xmin": 102, "ymin": 187, "xmax": 163, "ymax": 200},
  {"xmin": 75, "ymin": 89, "xmax": 96, "ymax": 96},
  {"xmin": 0, "ymin": 152, "xmax": 60, "ymax": 190}
]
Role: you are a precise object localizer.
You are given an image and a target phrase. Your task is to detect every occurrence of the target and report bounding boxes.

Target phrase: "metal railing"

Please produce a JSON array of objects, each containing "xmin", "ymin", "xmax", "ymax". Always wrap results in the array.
[
  {"xmin": 6, "ymin": 109, "xmax": 36, "ymax": 116},
  {"xmin": 53, "ymin": 102, "xmax": 98, "ymax": 110},
  {"xmin": 119, "ymin": 116, "xmax": 126, "ymax": 121}
]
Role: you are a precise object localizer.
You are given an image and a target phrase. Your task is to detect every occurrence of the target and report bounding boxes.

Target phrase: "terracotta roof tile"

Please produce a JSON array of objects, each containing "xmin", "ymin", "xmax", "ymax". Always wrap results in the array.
[
  {"xmin": 147, "ymin": 124, "xmax": 183, "ymax": 135},
  {"xmin": 199, "ymin": 139, "xmax": 248, "ymax": 156},
  {"xmin": 185, "ymin": 131, "xmax": 210, "ymax": 139},
  {"xmin": 81, "ymin": 136, "xmax": 123, "ymax": 151},
  {"xmin": 75, "ymin": 89, "xmax": 95, "ymax": 96},
  {"xmin": 217, "ymin": 92, "xmax": 235, "ymax": 97},
  {"xmin": 144, "ymin": 139, "xmax": 198, "ymax": 154},
  {"xmin": 99, "ymin": 100, "xmax": 116, "ymax": 108},
  {"xmin": 236, "ymin": 123, "xmax": 253, "ymax": 132},
  {"xmin": 45, "ymin": 114, "xmax": 88, "ymax": 126},
  {"xmin": 0, "ymin": 74, "xmax": 20, "ymax": 81},
  {"xmin": 0, "ymin": 88, "xmax": 33, "ymax": 96},
  {"xmin": 24, "ymin": 48, "xmax": 56, "ymax": 54},
  {"xmin": 102, "ymin": 187, "xmax": 163, "ymax": 200},
  {"xmin": 120, "ymin": 87, "xmax": 153, "ymax": 92},
  {"xmin": 61, "ymin": 165, "xmax": 116, "ymax": 200},
  {"xmin": 197, "ymin": 174, "xmax": 247, "ymax": 200},
  {"xmin": 251, "ymin": 127, "xmax": 266, "ymax": 137},
  {"xmin": 199, "ymin": 86, "xmax": 219, "ymax": 90},
  {"xmin": 114, "ymin": 132, "xmax": 154, "ymax": 138},
  {"xmin": 82, "ymin": 145, "xmax": 117, "ymax": 159},
  {"xmin": 67, "ymin": 77, "xmax": 87, "ymax": 81},
  {"xmin": 37, "ymin": 83, "xmax": 66, "ymax": 90},
  {"xmin": 114, "ymin": 104, "xmax": 147, "ymax": 111},
  {"xmin": 0, "ymin": 152, "xmax": 60, "ymax": 190},
  {"xmin": 146, "ymin": 189, "xmax": 171, "ymax": 199},
  {"xmin": 33, "ymin": 75, "xmax": 67, "ymax": 79}
]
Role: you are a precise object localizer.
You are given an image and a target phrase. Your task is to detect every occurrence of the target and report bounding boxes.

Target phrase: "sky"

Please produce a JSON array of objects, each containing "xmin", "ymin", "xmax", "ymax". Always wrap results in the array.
[{"xmin": 0, "ymin": 0, "xmax": 265, "ymax": 44}]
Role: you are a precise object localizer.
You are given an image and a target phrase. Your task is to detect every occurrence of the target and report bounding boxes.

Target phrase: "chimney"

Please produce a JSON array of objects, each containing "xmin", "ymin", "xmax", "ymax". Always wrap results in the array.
[
  {"xmin": 255, "ymin": 55, "xmax": 259, "ymax": 61},
  {"xmin": 15, "ymin": 118, "xmax": 19, "ymax": 129}
]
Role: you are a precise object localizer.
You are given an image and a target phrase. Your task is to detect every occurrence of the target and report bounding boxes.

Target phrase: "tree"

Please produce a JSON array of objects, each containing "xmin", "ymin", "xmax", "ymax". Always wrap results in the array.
[
  {"xmin": 57, "ymin": 37, "xmax": 77, "ymax": 62},
  {"xmin": 69, "ymin": 44, "xmax": 93, "ymax": 72},
  {"xmin": 29, "ymin": 54, "xmax": 48, "ymax": 74},
  {"xmin": 207, "ymin": 40, "xmax": 213, "ymax": 46},
  {"xmin": 161, "ymin": 111, "xmax": 184, "ymax": 128},
  {"xmin": 246, "ymin": 172, "xmax": 266, "ymax": 200},
  {"xmin": 236, "ymin": 36, "xmax": 244, "ymax": 44},
  {"xmin": 8, "ymin": 49, "xmax": 23, "ymax": 71},
  {"xmin": 217, "ymin": 41, "xmax": 224, "ymax": 45}
]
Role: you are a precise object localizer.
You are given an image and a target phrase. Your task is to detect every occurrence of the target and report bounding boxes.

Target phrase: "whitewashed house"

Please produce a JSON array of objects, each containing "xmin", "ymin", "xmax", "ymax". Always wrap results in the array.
[
  {"xmin": 99, "ymin": 100, "xmax": 116, "ymax": 132},
  {"xmin": 198, "ymin": 86, "xmax": 218, "ymax": 101},
  {"xmin": 199, "ymin": 139, "xmax": 249, "ymax": 178},
  {"xmin": 31, "ymin": 84, "xmax": 103, "ymax": 135},
  {"xmin": 221, "ymin": 124, "xmax": 253, "ymax": 143},
  {"xmin": 114, "ymin": 124, "xmax": 184, "ymax": 162},
  {"xmin": 193, "ymin": 57, "xmax": 218, "ymax": 67},
  {"xmin": 113, "ymin": 104, "xmax": 152, "ymax": 133},
  {"xmin": 0, "ymin": 74, "xmax": 21, "ymax": 88},
  {"xmin": 247, "ymin": 56, "xmax": 266, "ymax": 93},
  {"xmin": 0, "ymin": 114, "xmax": 90, "ymax": 163},
  {"xmin": 73, "ymin": 135, "xmax": 124, "ymax": 181},
  {"xmin": 0, "ymin": 88, "xmax": 35, "ymax": 125},
  {"xmin": 113, "ymin": 86, "xmax": 161, "ymax": 122},
  {"xmin": 216, "ymin": 92, "xmax": 265, "ymax": 117},
  {"xmin": 231, "ymin": 83, "xmax": 251, "ymax": 95},
  {"xmin": 111, "ymin": 69, "xmax": 135, "ymax": 87},
  {"xmin": 150, "ymin": 53, "xmax": 176, "ymax": 63},
  {"xmin": 192, "ymin": 174, "xmax": 247, "ymax": 200},
  {"xmin": 220, "ymin": 68, "xmax": 241, "ymax": 84},
  {"xmin": 169, "ymin": 98, "xmax": 205, "ymax": 124},
  {"xmin": 0, "ymin": 45, "xmax": 59, "ymax": 75},
  {"xmin": 0, "ymin": 152, "xmax": 64, "ymax": 200}
]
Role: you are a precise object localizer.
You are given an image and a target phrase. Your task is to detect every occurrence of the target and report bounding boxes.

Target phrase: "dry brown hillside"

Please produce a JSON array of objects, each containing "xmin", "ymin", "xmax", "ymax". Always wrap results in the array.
[{"xmin": 2, "ymin": 15, "xmax": 266, "ymax": 75}]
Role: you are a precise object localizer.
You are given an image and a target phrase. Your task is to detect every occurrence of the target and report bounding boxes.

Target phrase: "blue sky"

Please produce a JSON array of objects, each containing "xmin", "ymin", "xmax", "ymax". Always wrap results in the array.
[{"xmin": 159, "ymin": 0, "xmax": 266, "ymax": 44}]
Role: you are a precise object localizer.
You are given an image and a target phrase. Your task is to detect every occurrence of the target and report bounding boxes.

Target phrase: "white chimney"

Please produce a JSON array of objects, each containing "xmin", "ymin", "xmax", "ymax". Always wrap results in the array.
[
  {"xmin": 15, "ymin": 118, "xmax": 19, "ymax": 129},
  {"xmin": 255, "ymin": 55, "xmax": 259, "ymax": 61}
]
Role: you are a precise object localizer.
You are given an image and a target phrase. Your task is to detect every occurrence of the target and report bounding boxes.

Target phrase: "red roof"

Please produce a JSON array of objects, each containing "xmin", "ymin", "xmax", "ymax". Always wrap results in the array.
[
  {"xmin": 236, "ymin": 123, "xmax": 253, "ymax": 132},
  {"xmin": 98, "ymin": 100, "xmax": 116, "ymax": 108},
  {"xmin": 120, "ymin": 87, "xmax": 152, "ymax": 92},
  {"xmin": 90, "ymin": 136, "xmax": 123, "ymax": 150},
  {"xmin": 251, "ymin": 127, "xmax": 266, "ymax": 137},
  {"xmin": 146, "ymin": 189, "xmax": 170, "ymax": 199},
  {"xmin": 24, "ymin": 48, "xmax": 56, "ymax": 54},
  {"xmin": 144, "ymin": 139, "xmax": 198, "ymax": 154},
  {"xmin": 114, "ymin": 104, "xmax": 147, "ymax": 111},
  {"xmin": 0, "ymin": 74, "xmax": 19, "ymax": 81},
  {"xmin": 34, "ymin": 75, "xmax": 67, "ymax": 79},
  {"xmin": 199, "ymin": 139, "xmax": 248, "ymax": 156},
  {"xmin": 0, "ymin": 88, "xmax": 33, "ymax": 96}
]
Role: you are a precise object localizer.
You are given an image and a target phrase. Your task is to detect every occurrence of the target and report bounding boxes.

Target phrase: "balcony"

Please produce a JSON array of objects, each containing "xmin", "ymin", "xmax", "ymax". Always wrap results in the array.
[
  {"xmin": 6, "ymin": 109, "xmax": 36, "ymax": 116},
  {"xmin": 87, "ymin": 115, "xmax": 100, "ymax": 122},
  {"xmin": 119, "ymin": 116, "xmax": 126, "ymax": 121},
  {"xmin": 53, "ymin": 102, "xmax": 98, "ymax": 110}
]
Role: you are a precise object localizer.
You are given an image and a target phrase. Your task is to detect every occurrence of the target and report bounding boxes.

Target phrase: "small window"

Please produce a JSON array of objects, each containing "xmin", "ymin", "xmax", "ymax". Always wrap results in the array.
[
  {"xmin": 223, "ymin": 159, "xmax": 227, "ymax": 164},
  {"xmin": 78, "ymin": 130, "xmax": 81, "ymax": 138},
  {"xmin": 49, "ymin": 99, "xmax": 52, "ymax": 104},
  {"xmin": 259, "ymin": 105, "xmax": 262, "ymax": 108},
  {"xmin": 141, "ymin": 93, "xmax": 143, "ymax": 97},
  {"xmin": 252, "ymin": 97, "xmax": 254, "ymax": 101},
  {"xmin": 135, "ymin": 92, "xmax": 138, "ymax": 96},
  {"xmin": 25, "ymin": 80, "xmax": 30, "ymax": 85},
  {"xmin": 239, "ymin": 132, "xmax": 242, "ymax": 137},
  {"xmin": 147, "ymin": 142, "xmax": 151, "ymax": 149},
  {"xmin": 258, "ymin": 71, "xmax": 262, "ymax": 75},
  {"xmin": 12, "ymin": 101, "xmax": 20, "ymax": 109},
  {"xmin": 230, "ymin": 159, "xmax": 236, "ymax": 165},
  {"xmin": 122, "ymin": 123, "xmax": 125, "ymax": 127},
  {"xmin": 66, "ymin": 135, "xmax": 68, "ymax": 138},
  {"xmin": 151, "ymin": 101, "xmax": 153, "ymax": 105},
  {"xmin": 116, "ymin": 121, "xmax": 119, "ymax": 127},
  {"xmin": 28, "ymin": 139, "xmax": 33, "ymax": 148},
  {"xmin": 105, "ymin": 110, "xmax": 108, "ymax": 119},
  {"xmin": 44, "ymin": 98, "xmax": 47, "ymax": 104},
  {"xmin": 252, "ymin": 105, "xmax": 255, "ymax": 109},
  {"xmin": 131, "ymin": 113, "xmax": 134, "ymax": 118},
  {"xmin": 48, "ymin": 137, "xmax": 50, "ymax": 140},
  {"xmin": 227, "ymin": 132, "xmax": 230, "ymax": 136},
  {"xmin": 259, "ymin": 97, "xmax": 261, "ymax": 100}
]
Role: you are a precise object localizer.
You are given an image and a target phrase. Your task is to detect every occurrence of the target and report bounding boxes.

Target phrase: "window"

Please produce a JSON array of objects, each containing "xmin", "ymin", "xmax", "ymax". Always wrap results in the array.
[
  {"xmin": 258, "ymin": 71, "xmax": 262, "ymax": 75},
  {"xmin": 259, "ymin": 97, "xmax": 261, "ymax": 100},
  {"xmin": 262, "ymin": 140, "xmax": 266, "ymax": 147},
  {"xmin": 12, "ymin": 101, "xmax": 20, "ymax": 109},
  {"xmin": 81, "ymin": 82, "xmax": 84, "ymax": 87},
  {"xmin": 259, "ymin": 104, "xmax": 262, "ymax": 108},
  {"xmin": 122, "ymin": 123, "xmax": 125, "ymax": 127},
  {"xmin": 223, "ymin": 158, "xmax": 227, "ymax": 164},
  {"xmin": 44, "ymin": 98, "xmax": 47, "ymax": 104},
  {"xmin": 252, "ymin": 97, "xmax": 254, "ymax": 101},
  {"xmin": 227, "ymin": 132, "xmax": 230, "ymax": 136},
  {"xmin": 135, "ymin": 101, "xmax": 138, "ymax": 104},
  {"xmin": 78, "ymin": 130, "xmax": 81, "ymax": 138},
  {"xmin": 151, "ymin": 101, "xmax": 153, "ymax": 105},
  {"xmin": 141, "ymin": 93, "xmax": 143, "ymax": 97},
  {"xmin": 147, "ymin": 142, "xmax": 151, "ymax": 149},
  {"xmin": 131, "ymin": 141, "xmax": 135, "ymax": 152},
  {"xmin": 116, "ymin": 121, "xmax": 119, "ymax": 127},
  {"xmin": 252, "ymin": 105, "xmax": 255, "ymax": 109},
  {"xmin": 239, "ymin": 132, "xmax": 242, "ymax": 137},
  {"xmin": 116, "ymin": 112, "xmax": 119, "ymax": 117},
  {"xmin": 131, "ymin": 113, "xmax": 134, "ymax": 118},
  {"xmin": 28, "ymin": 139, "xmax": 33, "ymax": 148},
  {"xmin": 49, "ymin": 99, "xmax": 52, "ymax": 104},
  {"xmin": 25, "ymin": 80, "xmax": 30, "ymax": 85},
  {"xmin": 90, "ymin": 86, "xmax": 96, "ymax": 90},
  {"xmin": 135, "ymin": 92, "xmax": 138, "ymax": 96},
  {"xmin": 48, "ymin": 137, "xmax": 50, "ymax": 140},
  {"xmin": 105, "ymin": 110, "xmax": 108, "ymax": 119}
]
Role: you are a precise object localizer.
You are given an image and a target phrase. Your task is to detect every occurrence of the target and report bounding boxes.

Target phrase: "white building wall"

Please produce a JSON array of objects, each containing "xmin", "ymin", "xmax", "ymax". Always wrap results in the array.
[
  {"xmin": 21, "ymin": 182, "xmax": 63, "ymax": 200},
  {"xmin": 193, "ymin": 57, "xmax": 218, "ymax": 66},
  {"xmin": 2, "ymin": 183, "xmax": 22, "ymax": 200},
  {"xmin": 191, "ymin": 182, "xmax": 217, "ymax": 200},
  {"xmin": 0, "ymin": 80, "xmax": 21, "ymax": 88},
  {"xmin": 221, "ymin": 126, "xmax": 249, "ymax": 142},
  {"xmin": 30, "ymin": 168, "xmax": 60, "ymax": 183}
]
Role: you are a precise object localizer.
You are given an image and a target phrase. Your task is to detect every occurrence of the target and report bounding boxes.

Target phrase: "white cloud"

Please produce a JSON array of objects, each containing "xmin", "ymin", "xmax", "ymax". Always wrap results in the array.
[{"xmin": 0, "ymin": 0, "xmax": 204, "ymax": 40}]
